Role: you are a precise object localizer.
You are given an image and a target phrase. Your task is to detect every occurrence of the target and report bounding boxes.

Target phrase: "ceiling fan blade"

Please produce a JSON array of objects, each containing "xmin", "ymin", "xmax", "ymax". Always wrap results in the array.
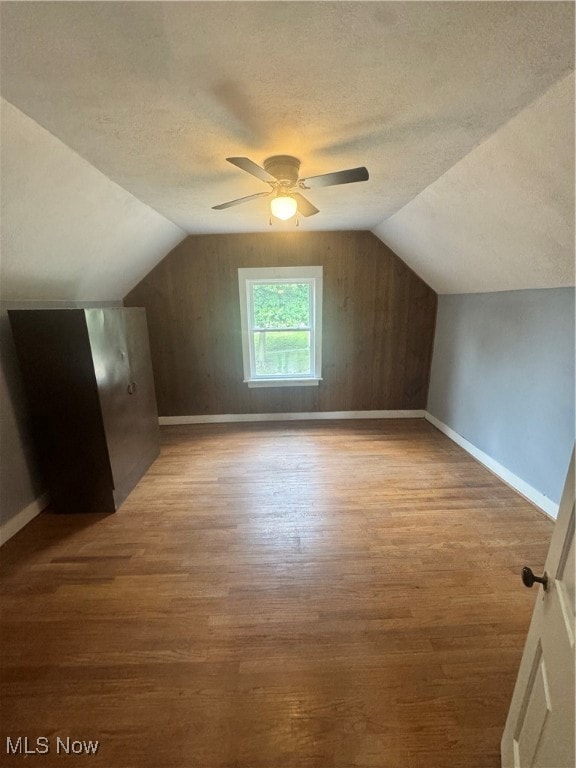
[
  {"xmin": 226, "ymin": 157, "xmax": 276, "ymax": 183},
  {"xmin": 212, "ymin": 191, "xmax": 270, "ymax": 210},
  {"xmin": 293, "ymin": 192, "xmax": 319, "ymax": 217},
  {"xmin": 300, "ymin": 166, "xmax": 369, "ymax": 188}
]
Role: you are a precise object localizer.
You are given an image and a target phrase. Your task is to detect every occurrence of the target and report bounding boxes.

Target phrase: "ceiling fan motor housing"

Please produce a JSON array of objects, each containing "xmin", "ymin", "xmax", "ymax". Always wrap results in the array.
[
  {"xmin": 214, "ymin": 155, "xmax": 368, "ymax": 215},
  {"xmin": 264, "ymin": 155, "xmax": 301, "ymax": 185}
]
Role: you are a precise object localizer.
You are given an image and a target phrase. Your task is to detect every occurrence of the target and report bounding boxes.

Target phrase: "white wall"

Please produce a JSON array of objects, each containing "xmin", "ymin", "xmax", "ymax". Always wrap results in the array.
[{"xmin": 0, "ymin": 99, "xmax": 185, "ymax": 301}]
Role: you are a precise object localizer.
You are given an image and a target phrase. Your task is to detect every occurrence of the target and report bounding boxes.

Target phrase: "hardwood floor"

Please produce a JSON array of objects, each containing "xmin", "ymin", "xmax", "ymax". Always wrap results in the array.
[{"xmin": 0, "ymin": 420, "xmax": 553, "ymax": 767}]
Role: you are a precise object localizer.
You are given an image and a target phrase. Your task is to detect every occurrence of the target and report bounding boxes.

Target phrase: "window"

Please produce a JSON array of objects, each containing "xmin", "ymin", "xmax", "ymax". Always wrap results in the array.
[{"xmin": 238, "ymin": 266, "xmax": 323, "ymax": 387}]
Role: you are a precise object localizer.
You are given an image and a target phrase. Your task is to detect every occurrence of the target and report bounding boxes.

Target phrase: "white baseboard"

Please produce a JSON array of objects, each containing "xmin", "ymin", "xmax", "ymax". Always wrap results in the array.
[
  {"xmin": 0, "ymin": 492, "xmax": 49, "ymax": 546},
  {"xmin": 159, "ymin": 410, "xmax": 426, "ymax": 425},
  {"xmin": 424, "ymin": 413, "xmax": 559, "ymax": 519}
]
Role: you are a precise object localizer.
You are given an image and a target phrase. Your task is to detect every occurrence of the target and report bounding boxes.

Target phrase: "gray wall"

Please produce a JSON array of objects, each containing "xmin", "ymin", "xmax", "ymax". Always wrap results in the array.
[
  {"xmin": 428, "ymin": 288, "xmax": 575, "ymax": 506},
  {"xmin": 0, "ymin": 300, "xmax": 120, "ymax": 531}
]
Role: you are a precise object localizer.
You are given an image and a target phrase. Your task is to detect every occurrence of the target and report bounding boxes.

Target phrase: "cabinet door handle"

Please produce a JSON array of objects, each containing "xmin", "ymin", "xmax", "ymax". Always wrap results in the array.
[{"xmin": 127, "ymin": 381, "xmax": 137, "ymax": 395}]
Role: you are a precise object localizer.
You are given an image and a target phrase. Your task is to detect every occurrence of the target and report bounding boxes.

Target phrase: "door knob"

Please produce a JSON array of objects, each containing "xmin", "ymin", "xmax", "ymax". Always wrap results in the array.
[
  {"xmin": 127, "ymin": 381, "xmax": 137, "ymax": 395},
  {"xmin": 521, "ymin": 566, "xmax": 548, "ymax": 591}
]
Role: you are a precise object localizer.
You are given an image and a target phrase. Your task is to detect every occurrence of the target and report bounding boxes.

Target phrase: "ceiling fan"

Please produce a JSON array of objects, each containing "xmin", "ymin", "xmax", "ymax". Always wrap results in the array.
[{"xmin": 212, "ymin": 155, "xmax": 369, "ymax": 221}]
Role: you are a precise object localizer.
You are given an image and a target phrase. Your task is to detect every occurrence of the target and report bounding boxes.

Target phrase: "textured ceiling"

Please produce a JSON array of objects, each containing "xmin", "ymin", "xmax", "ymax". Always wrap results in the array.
[
  {"xmin": 1, "ymin": 1, "xmax": 574, "ymax": 235},
  {"xmin": 373, "ymin": 73, "xmax": 575, "ymax": 293},
  {"xmin": 1, "ymin": 99, "xmax": 184, "ymax": 302}
]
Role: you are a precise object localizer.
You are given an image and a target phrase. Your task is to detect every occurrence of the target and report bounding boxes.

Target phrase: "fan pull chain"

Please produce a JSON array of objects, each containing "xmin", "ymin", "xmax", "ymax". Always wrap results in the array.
[
  {"xmin": 269, "ymin": 216, "xmax": 272, "ymax": 226},
  {"xmin": 296, "ymin": 216, "xmax": 300, "ymax": 227}
]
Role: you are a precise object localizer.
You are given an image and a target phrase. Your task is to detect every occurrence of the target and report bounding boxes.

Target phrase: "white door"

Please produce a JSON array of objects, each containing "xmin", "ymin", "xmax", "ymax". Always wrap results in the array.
[{"xmin": 501, "ymin": 448, "xmax": 575, "ymax": 768}]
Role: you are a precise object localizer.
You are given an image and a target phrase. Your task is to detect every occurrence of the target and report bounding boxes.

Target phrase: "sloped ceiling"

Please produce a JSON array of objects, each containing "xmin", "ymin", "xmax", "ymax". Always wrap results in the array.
[
  {"xmin": 1, "ymin": 99, "xmax": 184, "ymax": 301},
  {"xmin": 373, "ymin": 73, "xmax": 575, "ymax": 293},
  {"xmin": 0, "ymin": 1, "xmax": 574, "ymax": 296}
]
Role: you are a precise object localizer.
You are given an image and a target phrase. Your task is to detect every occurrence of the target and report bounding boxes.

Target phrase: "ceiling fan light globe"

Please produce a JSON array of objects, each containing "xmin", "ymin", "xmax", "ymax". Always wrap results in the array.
[{"xmin": 270, "ymin": 195, "xmax": 297, "ymax": 221}]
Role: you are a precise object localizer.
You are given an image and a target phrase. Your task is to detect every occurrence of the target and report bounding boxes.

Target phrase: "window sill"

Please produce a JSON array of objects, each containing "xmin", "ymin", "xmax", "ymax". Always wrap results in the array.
[{"xmin": 245, "ymin": 378, "xmax": 322, "ymax": 388}]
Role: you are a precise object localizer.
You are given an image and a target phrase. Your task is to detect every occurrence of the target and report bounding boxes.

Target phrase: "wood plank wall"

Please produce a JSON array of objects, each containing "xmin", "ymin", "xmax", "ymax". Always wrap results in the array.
[{"xmin": 124, "ymin": 232, "xmax": 437, "ymax": 415}]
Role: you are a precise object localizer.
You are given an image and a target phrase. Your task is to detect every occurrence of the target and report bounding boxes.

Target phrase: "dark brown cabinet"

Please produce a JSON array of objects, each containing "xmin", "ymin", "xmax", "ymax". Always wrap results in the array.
[{"xmin": 9, "ymin": 308, "xmax": 160, "ymax": 514}]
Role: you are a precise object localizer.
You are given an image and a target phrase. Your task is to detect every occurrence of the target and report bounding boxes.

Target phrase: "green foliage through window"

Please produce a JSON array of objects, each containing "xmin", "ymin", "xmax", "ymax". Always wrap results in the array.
[
  {"xmin": 253, "ymin": 331, "xmax": 311, "ymax": 375},
  {"xmin": 252, "ymin": 283, "xmax": 310, "ymax": 329}
]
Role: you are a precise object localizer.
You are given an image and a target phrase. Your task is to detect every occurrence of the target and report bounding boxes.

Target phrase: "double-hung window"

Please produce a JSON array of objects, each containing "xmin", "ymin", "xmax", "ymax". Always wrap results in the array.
[{"xmin": 238, "ymin": 266, "xmax": 323, "ymax": 387}]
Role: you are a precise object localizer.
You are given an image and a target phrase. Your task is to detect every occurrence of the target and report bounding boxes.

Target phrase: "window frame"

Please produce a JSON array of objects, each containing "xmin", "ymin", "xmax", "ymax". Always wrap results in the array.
[{"xmin": 238, "ymin": 266, "xmax": 323, "ymax": 388}]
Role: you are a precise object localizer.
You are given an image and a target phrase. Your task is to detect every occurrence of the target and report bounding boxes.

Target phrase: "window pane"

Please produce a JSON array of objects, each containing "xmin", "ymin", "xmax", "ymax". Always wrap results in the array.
[
  {"xmin": 252, "ymin": 283, "xmax": 310, "ymax": 329},
  {"xmin": 252, "ymin": 330, "xmax": 311, "ymax": 375}
]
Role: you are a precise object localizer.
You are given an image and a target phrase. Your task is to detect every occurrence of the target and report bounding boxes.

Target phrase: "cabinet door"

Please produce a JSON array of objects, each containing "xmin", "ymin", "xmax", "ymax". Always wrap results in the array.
[
  {"xmin": 122, "ymin": 308, "xmax": 160, "ymax": 478},
  {"xmin": 9, "ymin": 309, "xmax": 116, "ymax": 514},
  {"xmin": 85, "ymin": 308, "xmax": 159, "ymax": 495}
]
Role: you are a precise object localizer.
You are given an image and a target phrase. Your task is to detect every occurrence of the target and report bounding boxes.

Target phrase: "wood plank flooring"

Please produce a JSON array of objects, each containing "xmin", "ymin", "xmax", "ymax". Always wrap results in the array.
[{"xmin": 0, "ymin": 420, "xmax": 553, "ymax": 767}]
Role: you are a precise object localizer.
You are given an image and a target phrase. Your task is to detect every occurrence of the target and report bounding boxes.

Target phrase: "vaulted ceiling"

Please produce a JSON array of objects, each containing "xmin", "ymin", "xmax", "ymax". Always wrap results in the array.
[{"xmin": 1, "ymin": 1, "xmax": 574, "ymax": 298}]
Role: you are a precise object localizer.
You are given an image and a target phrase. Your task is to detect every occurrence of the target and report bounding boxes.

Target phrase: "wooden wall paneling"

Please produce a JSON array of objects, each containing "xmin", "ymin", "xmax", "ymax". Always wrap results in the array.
[
  {"xmin": 315, "ymin": 238, "xmax": 340, "ymax": 412},
  {"xmin": 124, "ymin": 232, "xmax": 437, "ymax": 416},
  {"xmin": 405, "ymin": 278, "xmax": 438, "ymax": 408},
  {"xmin": 393, "ymin": 258, "xmax": 413, "ymax": 409},
  {"xmin": 326, "ymin": 232, "xmax": 357, "ymax": 412},
  {"xmin": 371, "ymin": 245, "xmax": 393, "ymax": 407},
  {"xmin": 191, "ymin": 245, "xmax": 213, "ymax": 414},
  {"xmin": 205, "ymin": 240, "xmax": 224, "ymax": 413},
  {"xmin": 249, "ymin": 384, "xmax": 314, "ymax": 415},
  {"xmin": 214, "ymin": 245, "xmax": 243, "ymax": 415},
  {"xmin": 372, "ymin": 254, "xmax": 396, "ymax": 408},
  {"xmin": 353, "ymin": 239, "xmax": 378, "ymax": 410},
  {"xmin": 194, "ymin": 245, "xmax": 216, "ymax": 414},
  {"xmin": 139, "ymin": 252, "xmax": 180, "ymax": 416}
]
